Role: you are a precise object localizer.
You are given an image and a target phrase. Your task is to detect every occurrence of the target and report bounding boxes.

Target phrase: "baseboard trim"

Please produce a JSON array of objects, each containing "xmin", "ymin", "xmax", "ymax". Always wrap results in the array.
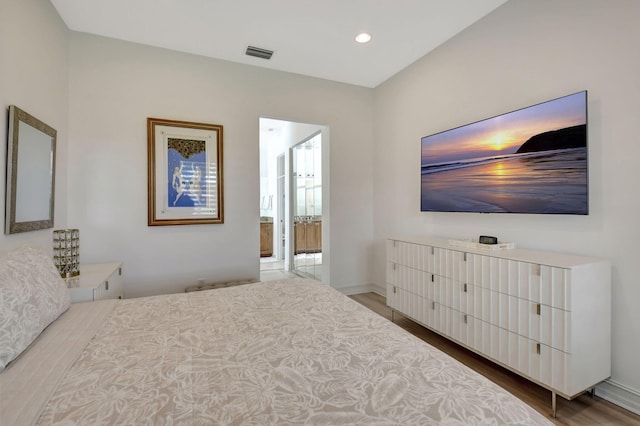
[
  {"xmin": 371, "ymin": 282, "xmax": 385, "ymax": 297},
  {"xmin": 336, "ymin": 282, "xmax": 385, "ymax": 296},
  {"xmin": 597, "ymin": 379, "xmax": 640, "ymax": 416},
  {"xmin": 337, "ymin": 284, "xmax": 373, "ymax": 296}
]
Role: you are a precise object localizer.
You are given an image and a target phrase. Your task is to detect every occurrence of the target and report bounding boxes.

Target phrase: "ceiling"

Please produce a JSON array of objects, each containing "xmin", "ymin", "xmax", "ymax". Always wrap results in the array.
[{"xmin": 50, "ymin": 0, "xmax": 508, "ymax": 88}]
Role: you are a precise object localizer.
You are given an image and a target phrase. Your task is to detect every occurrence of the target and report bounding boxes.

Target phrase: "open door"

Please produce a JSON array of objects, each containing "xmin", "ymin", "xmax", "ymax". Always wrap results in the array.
[{"xmin": 291, "ymin": 132, "xmax": 322, "ymax": 280}]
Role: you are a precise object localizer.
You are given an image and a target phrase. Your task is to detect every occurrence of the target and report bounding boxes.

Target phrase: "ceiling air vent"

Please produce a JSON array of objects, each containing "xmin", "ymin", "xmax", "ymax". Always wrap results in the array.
[{"xmin": 245, "ymin": 46, "xmax": 274, "ymax": 60}]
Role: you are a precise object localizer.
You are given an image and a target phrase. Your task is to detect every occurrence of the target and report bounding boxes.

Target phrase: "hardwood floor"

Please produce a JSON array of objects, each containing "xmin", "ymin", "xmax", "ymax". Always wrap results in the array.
[{"xmin": 349, "ymin": 292, "xmax": 640, "ymax": 426}]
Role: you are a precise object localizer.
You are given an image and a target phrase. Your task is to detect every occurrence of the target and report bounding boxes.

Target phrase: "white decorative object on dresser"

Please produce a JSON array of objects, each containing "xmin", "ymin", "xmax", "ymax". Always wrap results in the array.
[
  {"xmin": 386, "ymin": 236, "xmax": 611, "ymax": 417},
  {"xmin": 66, "ymin": 262, "xmax": 123, "ymax": 303}
]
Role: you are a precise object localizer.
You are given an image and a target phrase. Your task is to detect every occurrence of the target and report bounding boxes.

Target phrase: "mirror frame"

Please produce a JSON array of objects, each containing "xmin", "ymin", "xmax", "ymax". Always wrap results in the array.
[{"xmin": 5, "ymin": 105, "xmax": 57, "ymax": 234}]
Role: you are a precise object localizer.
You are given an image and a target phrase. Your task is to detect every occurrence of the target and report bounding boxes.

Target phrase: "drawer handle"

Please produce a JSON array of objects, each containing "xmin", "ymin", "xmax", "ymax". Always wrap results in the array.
[
  {"xmin": 119, "ymin": 267, "xmax": 122, "ymax": 276},
  {"xmin": 392, "ymin": 263, "xmax": 397, "ymax": 271},
  {"xmin": 105, "ymin": 280, "xmax": 109, "ymax": 291},
  {"xmin": 432, "ymin": 301, "xmax": 435, "ymax": 310},
  {"xmin": 536, "ymin": 343, "xmax": 541, "ymax": 355},
  {"xmin": 393, "ymin": 286, "xmax": 397, "ymax": 294},
  {"xmin": 463, "ymin": 283, "xmax": 467, "ymax": 293},
  {"xmin": 463, "ymin": 314, "xmax": 468, "ymax": 324},
  {"xmin": 431, "ymin": 274, "xmax": 434, "ymax": 282},
  {"xmin": 536, "ymin": 303, "xmax": 541, "ymax": 315}
]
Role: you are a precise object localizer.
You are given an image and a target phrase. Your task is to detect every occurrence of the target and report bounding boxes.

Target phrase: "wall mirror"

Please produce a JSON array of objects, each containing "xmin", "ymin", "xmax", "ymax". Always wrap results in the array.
[{"xmin": 5, "ymin": 105, "xmax": 56, "ymax": 234}]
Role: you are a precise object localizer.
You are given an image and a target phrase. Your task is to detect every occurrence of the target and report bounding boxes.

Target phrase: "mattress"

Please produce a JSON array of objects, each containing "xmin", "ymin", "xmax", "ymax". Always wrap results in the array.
[{"xmin": 0, "ymin": 278, "xmax": 552, "ymax": 425}]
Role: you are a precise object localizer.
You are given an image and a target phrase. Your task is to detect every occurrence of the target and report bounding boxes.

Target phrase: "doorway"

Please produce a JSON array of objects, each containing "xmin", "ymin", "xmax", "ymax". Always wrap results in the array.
[{"xmin": 259, "ymin": 118, "xmax": 327, "ymax": 282}]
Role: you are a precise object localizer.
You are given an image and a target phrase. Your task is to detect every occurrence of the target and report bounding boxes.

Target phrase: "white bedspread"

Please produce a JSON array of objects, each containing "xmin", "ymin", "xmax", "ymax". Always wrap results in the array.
[
  {"xmin": 0, "ymin": 299, "xmax": 116, "ymax": 425},
  {"xmin": 2, "ymin": 278, "xmax": 552, "ymax": 425}
]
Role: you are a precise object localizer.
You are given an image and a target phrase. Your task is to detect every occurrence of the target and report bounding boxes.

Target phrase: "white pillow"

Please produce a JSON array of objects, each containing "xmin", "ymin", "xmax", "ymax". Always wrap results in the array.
[{"xmin": 0, "ymin": 245, "xmax": 71, "ymax": 371}]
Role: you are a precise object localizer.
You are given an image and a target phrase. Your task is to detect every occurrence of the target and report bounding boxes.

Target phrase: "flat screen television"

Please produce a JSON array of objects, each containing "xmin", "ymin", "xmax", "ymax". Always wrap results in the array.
[{"xmin": 420, "ymin": 91, "xmax": 588, "ymax": 214}]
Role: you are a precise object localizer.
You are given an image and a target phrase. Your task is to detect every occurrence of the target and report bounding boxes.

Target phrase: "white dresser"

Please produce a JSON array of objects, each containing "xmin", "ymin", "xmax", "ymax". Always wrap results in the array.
[
  {"xmin": 66, "ymin": 262, "xmax": 123, "ymax": 303},
  {"xmin": 386, "ymin": 236, "xmax": 611, "ymax": 416}
]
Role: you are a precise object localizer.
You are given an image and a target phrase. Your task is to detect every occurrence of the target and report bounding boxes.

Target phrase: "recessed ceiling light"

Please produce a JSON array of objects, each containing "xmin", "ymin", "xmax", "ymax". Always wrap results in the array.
[{"xmin": 355, "ymin": 32, "xmax": 372, "ymax": 44}]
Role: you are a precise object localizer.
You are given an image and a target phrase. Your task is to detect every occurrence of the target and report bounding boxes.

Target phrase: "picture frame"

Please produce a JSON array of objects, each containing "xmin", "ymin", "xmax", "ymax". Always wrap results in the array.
[{"xmin": 147, "ymin": 117, "xmax": 223, "ymax": 226}]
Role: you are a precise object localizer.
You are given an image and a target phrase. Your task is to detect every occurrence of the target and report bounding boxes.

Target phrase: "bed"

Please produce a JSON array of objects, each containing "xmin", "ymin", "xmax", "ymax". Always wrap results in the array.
[{"xmin": 0, "ymin": 245, "xmax": 552, "ymax": 425}]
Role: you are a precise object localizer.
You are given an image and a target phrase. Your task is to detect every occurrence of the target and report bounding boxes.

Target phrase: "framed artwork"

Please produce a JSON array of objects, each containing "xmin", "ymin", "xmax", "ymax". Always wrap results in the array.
[{"xmin": 147, "ymin": 117, "xmax": 223, "ymax": 226}]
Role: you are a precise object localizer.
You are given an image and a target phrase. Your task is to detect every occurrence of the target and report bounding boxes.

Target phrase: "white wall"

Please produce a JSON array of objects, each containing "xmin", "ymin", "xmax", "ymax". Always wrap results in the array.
[
  {"xmin": 372, "ymin": 0, "xmax": 640, "ymax": 412},
  {"xmin": 66, "ymin": 33, "xmax": 374, "ymax": 297},
  {"xmin": 0, "ymin": 0, "xmax": 68, "ymax": 253}
]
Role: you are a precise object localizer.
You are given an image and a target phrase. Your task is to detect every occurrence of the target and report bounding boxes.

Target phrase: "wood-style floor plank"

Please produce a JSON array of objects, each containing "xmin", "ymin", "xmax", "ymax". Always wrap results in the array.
[{"xmin": 349, "ymin": 292, "xmax": 640, "ymax": 426}]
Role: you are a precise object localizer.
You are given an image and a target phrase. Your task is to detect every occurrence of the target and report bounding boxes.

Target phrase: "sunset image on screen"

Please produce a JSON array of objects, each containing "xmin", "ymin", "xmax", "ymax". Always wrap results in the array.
[{"xmin": 420, "ymin": 91, "xmax": 588, "ymax": 214}]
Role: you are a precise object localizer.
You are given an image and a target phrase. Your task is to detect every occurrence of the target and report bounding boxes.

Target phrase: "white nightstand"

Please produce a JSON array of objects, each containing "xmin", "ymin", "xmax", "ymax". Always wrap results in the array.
[{"xmin": 66, "ymin": 262, "xmax": 123, "ymax": 303}]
